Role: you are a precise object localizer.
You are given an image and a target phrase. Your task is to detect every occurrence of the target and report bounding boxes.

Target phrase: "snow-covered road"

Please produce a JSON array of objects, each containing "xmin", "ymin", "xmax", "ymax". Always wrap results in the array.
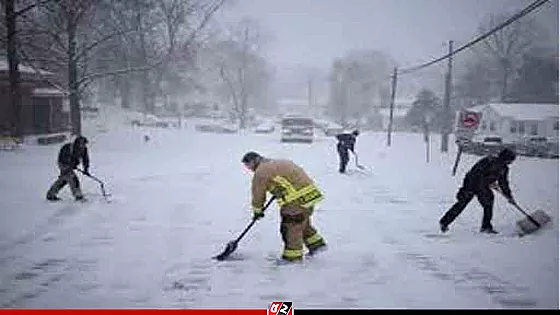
[{"xmin": 0, "ymin": 125, "xmax": 557, "ymax": 308}]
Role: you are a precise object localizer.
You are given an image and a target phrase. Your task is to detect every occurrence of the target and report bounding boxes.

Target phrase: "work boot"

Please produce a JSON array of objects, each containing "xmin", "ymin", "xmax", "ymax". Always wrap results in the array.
[
  {"xmin": 75, "ymin": 195, "xmax": 86, "ymax": 202},
  {"xmin": 278, "ymin": 256, "xmax": 303, "ymax": 265},
  {"xmin": 46, "ymin": 195, "xmax": 61, "ymax": 201},
  {"xmin": 281, "ymin": 248, "xmax": 303, "ymax": 263},
  {"xmin": 308, "ymin": 243, "xmax": 328, "ymax": 256},
  {"xmin": 274, "ymin": 258, "xmax": 303, "ymax": 266},
  {"xmin": 306, "ymin": 234, "xmax": 327, "ymax": 255},
  {"xmin": 480, "ymin": 226, "xmax": 499, "ymax": 234}
]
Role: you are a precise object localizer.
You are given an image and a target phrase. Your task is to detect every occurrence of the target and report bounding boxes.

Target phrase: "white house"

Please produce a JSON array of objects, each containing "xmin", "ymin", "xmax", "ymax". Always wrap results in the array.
[
  {"xmin": 377, "ymin": 98, "xmax": 414, "ymax": 131},
  {"xmin": 378, "ymin": 107, "xmax": 410, "ymax": 131},
  {"xmin": 468, "ymin": 103, "xmax": 559, "ymax": 143}
]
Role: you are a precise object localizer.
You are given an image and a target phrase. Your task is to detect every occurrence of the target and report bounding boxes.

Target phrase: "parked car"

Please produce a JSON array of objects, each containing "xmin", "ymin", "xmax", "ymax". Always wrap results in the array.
[
  {"xmin": 157, "ymin": 114, "xmax": 183, "ymax": 128},
  {"xmin": 255, "ymin": 121, "xmax": 275, "ymax": 134},
  {"xmin": 516, "ymin": 136, "xmax": 558, "ymax": 158},
  {"xmin": 195, "ymin": 120, "xmax": 238, "ymax": 134},
  {"xmin": 131, "ymin": 114, "xmax": 179, "ymax": 128},
  {"xmin": 313, "ymin": 118, "xmax": 330, "ymax": 130},
  {"xmin": 281, "ymin": 116, "xmax": 314, "ymax": 143},
  {"xmin": 466, "ymin": 134, "xmax": 508, "ymax": 156},
  {"xmin": 549, "ymin": 139, "xmax": 559, "ymax": 158},
  {"xmin": 322, "ymin": 122, "xmax": 344, "ymax": 137}
]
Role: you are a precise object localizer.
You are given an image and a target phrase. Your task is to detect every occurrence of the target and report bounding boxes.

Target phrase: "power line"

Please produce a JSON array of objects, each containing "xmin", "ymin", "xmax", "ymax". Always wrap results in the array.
[{"xmin": 397, "ymin": 0, "xmax": 551, "ymax": 76}]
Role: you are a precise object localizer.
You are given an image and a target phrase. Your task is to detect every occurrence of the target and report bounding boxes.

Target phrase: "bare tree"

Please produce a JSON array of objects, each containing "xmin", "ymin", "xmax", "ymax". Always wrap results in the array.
[
  {"xmin": 10, "ymin": 0, "xmax": 142, "ymax": 135},
  {"xmin": 328, "ymin": 59, "xmax": 348, "ymax": 125},
  {"xmin": 327, "ymin": 50, "xmax": 396, "ymax": 127},
  {"xmin": 3, "ymin": 0, "xmax": 21, "ymax": 137},
  {"xmin": 5, "ymin": 0, "xmax": 227, "ymax": 136},
  {"xmin": 210, "ymin": 18, "xmax": 271, "ymax": 129},
  {"xmin": 476, "ymin": 12, "xmax": 547, "ymax": 102},
  {"xmin": 405, "ymin": 88, "xmax": 442, "ymax": 132},
  {"xmin": 1, "ymin": 0, "xmax": 59, "ymax": 138},
  {"xmin": 509, "ymin": 48, "xmax": 559, "ymax": 103},
  {"xmin": 105, "ymin": 0, "xmax": 226, "ymax": 114}
]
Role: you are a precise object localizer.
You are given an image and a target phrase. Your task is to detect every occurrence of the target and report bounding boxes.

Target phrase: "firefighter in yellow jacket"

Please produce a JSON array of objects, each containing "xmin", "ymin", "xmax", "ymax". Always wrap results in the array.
[{"xmin": 242, "ymin": 151, "xmax": 327, "ymax": 262}]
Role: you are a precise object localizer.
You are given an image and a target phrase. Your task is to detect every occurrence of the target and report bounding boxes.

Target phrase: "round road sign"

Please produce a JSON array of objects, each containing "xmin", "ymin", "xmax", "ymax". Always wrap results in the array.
[{"xmin": 463, "ymin": 112, "xmax": 479, "ymax": 128}]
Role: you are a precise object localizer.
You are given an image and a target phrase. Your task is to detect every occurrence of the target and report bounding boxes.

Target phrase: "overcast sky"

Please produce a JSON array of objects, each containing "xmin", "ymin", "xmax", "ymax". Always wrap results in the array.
[{"xmin": 216, "ymin": 0, "xmax": 559, "ymax": 71}]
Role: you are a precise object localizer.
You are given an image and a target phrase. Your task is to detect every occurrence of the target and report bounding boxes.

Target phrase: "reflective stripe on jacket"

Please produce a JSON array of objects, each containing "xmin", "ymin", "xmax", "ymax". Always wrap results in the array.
[{"xmin": 251, "ymin": 159, "xmax": 323, "ymax": 212}]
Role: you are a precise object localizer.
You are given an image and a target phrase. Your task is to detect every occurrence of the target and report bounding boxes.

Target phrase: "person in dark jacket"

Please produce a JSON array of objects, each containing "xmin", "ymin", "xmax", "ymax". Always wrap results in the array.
[
  {"xmin": 335, "ymin": 130, "xmax": 359, "ymax": 173},
  {"xmin": 46, "ymin": 136, "xmax": 90, "ymax": 201},
  {"xmin": 439, "ymin": 148, "xmax": 517, "ymax": 234}
]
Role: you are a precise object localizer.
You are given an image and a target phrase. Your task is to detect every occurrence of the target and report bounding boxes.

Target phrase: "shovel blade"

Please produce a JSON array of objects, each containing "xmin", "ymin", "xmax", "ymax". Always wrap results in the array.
[
  {"xmin": 516, "ymin": 209, "xmax": 552, "ymax": 236},
  {"xmin": 213, "ymin": 240, "xmax": 238, "ymax": 261}
]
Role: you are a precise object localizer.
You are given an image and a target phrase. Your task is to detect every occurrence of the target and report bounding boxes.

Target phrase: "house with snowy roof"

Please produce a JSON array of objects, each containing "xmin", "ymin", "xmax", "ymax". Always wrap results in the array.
[
  {"xmin": 466, "ymin": 103, "xmax": 559, "ymax": 143},
  {"xmin": 0, "ymin": 58, "xmax": 70, "ymax": 138}
]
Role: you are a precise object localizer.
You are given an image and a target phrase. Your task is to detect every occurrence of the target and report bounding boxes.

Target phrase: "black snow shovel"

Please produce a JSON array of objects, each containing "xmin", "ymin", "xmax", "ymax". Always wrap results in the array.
[
  {"xmin": 77, "ymin": 169, "xmax": 111, "ymax": 198},
  {"xmin": 495, "ymin": 189, "xmax": 552, "ymax": 236},
  {"xmin": 352, "ymin": 152, "xmax": 366, "ymax": 170},
  {"xmin": 512, "ymin": 202, "xmax": 551, "ymax": 236},
  {"xmin": 213, "ymin": 196, "xmax": 276, "ymax": 261}
]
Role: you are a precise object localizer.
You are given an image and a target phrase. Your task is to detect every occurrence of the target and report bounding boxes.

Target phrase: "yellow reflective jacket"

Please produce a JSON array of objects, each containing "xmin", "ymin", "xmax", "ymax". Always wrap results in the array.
[{"xmin": 251, "ymin": 158, "xmax": 323, "ymax": 213}]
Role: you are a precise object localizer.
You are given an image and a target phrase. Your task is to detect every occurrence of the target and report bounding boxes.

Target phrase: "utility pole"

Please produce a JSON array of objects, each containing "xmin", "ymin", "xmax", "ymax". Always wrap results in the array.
[
  {"xmin": 387, "ymin": 67, "xmax": 398, "ymax": 147},
  {"xmin": 441, "ymin": 40, "xmax": 454, "ymax": 152},
  {"xmin": 338, "ymin": 71, "xmax": 347, "ymax": 127},
  {"xmin": 307, "ymin": 76, "xmax": 313, "ymax": 116},
  {"xmin": 240, "ymin": 26, "xmax": 249, "ymax": 129}
]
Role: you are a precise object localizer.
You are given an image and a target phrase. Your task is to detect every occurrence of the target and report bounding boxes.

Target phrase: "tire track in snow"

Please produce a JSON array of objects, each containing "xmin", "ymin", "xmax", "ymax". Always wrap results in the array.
[
  {"xmin": 0, "ymin": 258, "xmax": 72, "ymax": 307},
  {"xmin": 350, "ymin": 172, "xmax": 539, "ymax": 308},
  {"xmin": 0, "ymin": 203, "xmax": 83, "ymax": 265},
  {"xmin": 378, "ymin": 214, "xmax": 537, "ymax": 308},
  {"xmin": 0, "ymin": 195, "xmax": 110, "ymax": 267},
  {"xmin": 163, "ymin": 259, "xmax": 214, "ymax": 307},
  {"xmin": 0, "ymin": 196, "xmax": 116, "ymax": 307},
  {"xmin": 397, "ymin": 250, "xmax": 536, "ymax": 307}
]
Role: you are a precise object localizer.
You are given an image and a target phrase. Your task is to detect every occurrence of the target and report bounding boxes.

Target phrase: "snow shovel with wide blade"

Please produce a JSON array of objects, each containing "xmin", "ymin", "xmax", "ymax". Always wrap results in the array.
[
  {"xmin": 512, "ymin": 202, "xmax": 551, "ymax": 237},
  {"xmin": 495, "ymin": 189, "xmax": 552, "ymax": 236},
  {"xmin": 214, "ymin": 196, "xmax": 276, "ymax": 261}
]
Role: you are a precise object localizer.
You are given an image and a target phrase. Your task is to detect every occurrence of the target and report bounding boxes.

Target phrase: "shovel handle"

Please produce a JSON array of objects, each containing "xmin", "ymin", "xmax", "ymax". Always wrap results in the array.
[
  {"xmin": 512, "ymin": 203, "xmax": 541, "ymax": 228},
  {"xmin": 352, "ymin": 152, "xmax": 365, "ymax": 169},
  {"xmin": 235, "ymin": 196, "xmax": 276, "ymax": 243},
  {"xmin": 493, "ymin": 187, "xmax": 541, "ymax": 228},
  {"xmin": 77, "ymin": 169, "xmax": 110, "ymax": 198}
]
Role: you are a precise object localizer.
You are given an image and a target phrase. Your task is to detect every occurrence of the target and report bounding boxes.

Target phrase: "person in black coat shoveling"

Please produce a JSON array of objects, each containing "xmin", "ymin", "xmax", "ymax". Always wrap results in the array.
[
  {"xmin": 439, "ymin": 148, "xmax": 517, "ymax": 234},
  {"xmin": 46, "ymin": 136, "xmax": 90, "ymax": 201},
  {"xmin": 336, "ymin": 130, "xmax": 359, "ymax": 173}
]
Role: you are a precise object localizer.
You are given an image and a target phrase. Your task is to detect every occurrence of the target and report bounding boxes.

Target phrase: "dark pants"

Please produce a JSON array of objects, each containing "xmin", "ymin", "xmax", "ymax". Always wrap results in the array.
[
  {"xmin": 46, "ymin": 166, "xmax": 83, "ymax": 199},
  {"xmin": 440, "ymin": 186, "xmax": 495, "ymax": 229},
  {"xmin": 337, "ymin": 145, "xmax": 349, "ymax": 173}
]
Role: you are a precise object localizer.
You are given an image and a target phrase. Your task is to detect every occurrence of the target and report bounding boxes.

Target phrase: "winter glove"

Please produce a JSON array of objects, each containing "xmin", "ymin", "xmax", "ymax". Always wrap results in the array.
[
  {"xmin": 506, "ymin": 196, "xmax": 517, "ymax": 205},
  {"xmin": 252, "ymin": 208, "xmax": 265, "ymax": 220},
  {"xmin": 83, "ymin": 168, "xmax": 90, "ymax": 176}
]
